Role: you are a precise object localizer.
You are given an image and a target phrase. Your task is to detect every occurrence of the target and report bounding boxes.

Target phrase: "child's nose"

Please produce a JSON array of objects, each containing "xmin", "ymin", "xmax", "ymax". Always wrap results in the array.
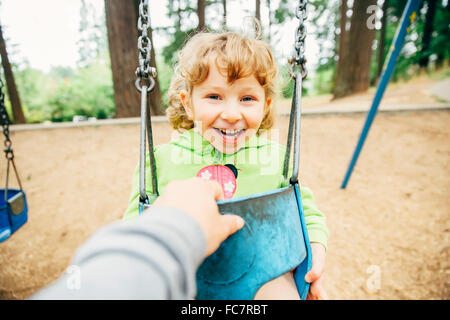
[{"xmin": 221, "ymin": 104, "xmax": 243, "ymax": 122}]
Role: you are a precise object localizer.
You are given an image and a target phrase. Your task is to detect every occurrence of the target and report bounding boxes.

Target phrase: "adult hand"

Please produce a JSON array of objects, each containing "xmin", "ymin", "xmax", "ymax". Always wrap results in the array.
[
  {"xmin": 152, "ymin": 177, "xmax": 245, "ymax": 257},
  {"xmin": 305, "ymin": 242, "xmax": 328, "ymax": 300}
]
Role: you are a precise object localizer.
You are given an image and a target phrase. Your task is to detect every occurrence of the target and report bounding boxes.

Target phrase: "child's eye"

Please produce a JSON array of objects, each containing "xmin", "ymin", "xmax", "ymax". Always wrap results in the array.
[
  {"xmin": 241, "ymin": 96, "xmax": 255, "ymax": 102},
  {"xmin": 207, "ymin": 94, "xmax": 220, "ymax": 100}
]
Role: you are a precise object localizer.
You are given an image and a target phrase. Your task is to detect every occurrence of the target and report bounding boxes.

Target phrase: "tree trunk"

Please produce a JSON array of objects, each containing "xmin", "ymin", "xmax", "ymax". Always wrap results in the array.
[
  {"xmin": 256, "ymin": 0, "xmax": 261, "ymax": 22},
  {"xmin": 267, "ymin": 0, "xmax": 271, "ymax": 42},
  {"xmin": 435, "ymin": 53, "xmax": 445, "ymax": 70},
  {"xmin": 197, "ymin": 0, "xmax": 206, "ymax": 31},
  {"xmin": 0, "ymin": 24, "xmax": 26, "ymax": 124},
  {"xmin": 105, "ymin": 0, "xmax": 140, "ymax": 118},
  {"xmin": 177, "ymin": 0, "xmax": 183, "ymax": 29},
  {"xmin": 376, "ymin": 0, "xmax": 389, "ymax": 81},
  {"xmin": 105, "ymin": 0, "xmax": 163, "ymax": 117},
  {"xmin": 333, "ymin": 0, "xmax": 377, "ymax": 99},
  {"xmin": 418, "ymin": 0, "xmax": 436, "ymax": 70},
  {"xmin": 147, "ymin": 26, "xmax": 163, "ymax": 116},
  {"xmin": 222, "ymin": 0, "xmax": 227, "ymax": 30},
  {"xmin": 436, "ymin": 2, "xmax": 450, "ymax": 69},
  {"xmin": 334, "ymin": 0, "xmax": 348, "ymax": 93}
]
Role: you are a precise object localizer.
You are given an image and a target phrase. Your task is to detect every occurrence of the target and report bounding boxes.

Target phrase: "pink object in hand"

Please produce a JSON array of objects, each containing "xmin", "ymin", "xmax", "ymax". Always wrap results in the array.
[{"xmin": 197, "ymin": 165, "xmax": 237, "ymax": 199}]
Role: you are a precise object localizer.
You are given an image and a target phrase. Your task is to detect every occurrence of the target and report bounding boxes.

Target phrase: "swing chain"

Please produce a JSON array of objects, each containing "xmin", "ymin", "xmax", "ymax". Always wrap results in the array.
[
  {"xmin": 288, "ymin": 0, "xmax": 308, "ymax": 79},
  {"xmin": 0, "ymin": 75, "xmax": 24, "ymax": 196},
  {"xmin": 135, "ymin": 0, "xmax": 156, "ymax": 92},
  {"xmin": 0, "ymin": 77, "xmax": 13, "ymax": 160}
]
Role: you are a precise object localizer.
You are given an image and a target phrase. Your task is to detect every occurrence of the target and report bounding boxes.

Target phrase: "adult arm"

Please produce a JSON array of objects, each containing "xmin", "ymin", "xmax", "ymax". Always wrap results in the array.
[
  {"xmin": 31, "ymin": 206, "xmax": 206, "ymax": 300},
  {"xmin": 31, "ymin": 178, "xmax": 244, "ymax": 300}
]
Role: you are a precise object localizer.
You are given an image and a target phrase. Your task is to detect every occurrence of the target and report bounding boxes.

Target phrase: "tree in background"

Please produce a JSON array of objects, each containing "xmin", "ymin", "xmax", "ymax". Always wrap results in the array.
[
  {"xmin": 105, "ymin": 0, "xmax": 139, "ymax": 118},
  {"xmin": 431, "ymin": 1, "xmax": 450, "ymax": 69},
  {"xmin": 256, "ymin": 0, "xmax": 261, "ymax": 22},
  {"xmin": 0, "ymin": 22, "xmax": 25, "ymax": 123},
  {"xmin": 371, "ymin": 0, "xmax": 449, "ymax": 82},
  {"xmin": 370, "ymin": 0, "xmax": 413, "ymax": 82},
  {"xmin": 105, "ymin": 0, "xmax": 163, "ymax": 117},
  {"xmin": 222, "ymin": 0, "xmax": 227, "ymax": 29},
  {"xmin": 265, "ymin": 0, "xmax": 272, "ymax": 42},
  {"xmin": 303, "ymin": 0, "xmax": 340, "ymax": 95},
  {"xmin": 303, "ymin": 0, "xmax": 449, "ymax": 97},
  {"xmin": 375, "ymin": 0, "xmax": 389, "ymax": 83},
  {"xmin": 336, "ymin": 0, "xmax": 347, "ymax": 83},
  {"xmin": 78, "ymin": 0, "xmax": 108, "ymax": 68},
  {"xmin": 2, "ymin": 0, "xmax": 447, "ymax": 125},
  {"xmin": 197, "ymin": 0, "xmax": 206, "ymax": 31},
  {"xmin": 162, "ymin": 0, "xmax": 216, "ymax": 66},
  {"xmin": 333, "ymin": 0, "xmax": 377, "ymax": 99},
  {"xmin": 418, "ymin": 0, "xmax": 436, "ymax": 70}
]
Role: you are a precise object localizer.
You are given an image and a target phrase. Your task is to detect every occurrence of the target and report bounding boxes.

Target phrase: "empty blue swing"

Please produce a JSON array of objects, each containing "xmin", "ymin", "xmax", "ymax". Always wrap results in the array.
[
  {"xmin": 0, "ymin": 189, "xmax": 28, "ymax": 242},
  {"xmin": 135, "ymin": 0, "xmax": 311, "ymax": 299},
  {"xmin": 0, "ymin": 77, "xmax": 28, "ymax": 243}
]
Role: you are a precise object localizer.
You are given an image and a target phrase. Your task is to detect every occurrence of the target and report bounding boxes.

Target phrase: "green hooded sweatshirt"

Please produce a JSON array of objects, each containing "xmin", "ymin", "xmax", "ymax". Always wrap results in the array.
[{"xmin": 124, "ymin": 129, "xmax": 328, "ymax": 249}]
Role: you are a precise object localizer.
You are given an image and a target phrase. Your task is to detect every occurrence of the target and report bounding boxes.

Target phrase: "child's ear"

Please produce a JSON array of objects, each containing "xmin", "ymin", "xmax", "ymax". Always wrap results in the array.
[
  {"xmin": 180, "ymin": 90, "xmax": 194, "ymax": 120},
  {"xmin": 266, "ymin": 97, "xmax": 272, "ymax": 109}
]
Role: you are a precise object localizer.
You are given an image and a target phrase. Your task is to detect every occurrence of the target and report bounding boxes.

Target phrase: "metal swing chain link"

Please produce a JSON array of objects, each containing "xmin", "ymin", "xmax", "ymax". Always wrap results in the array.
[
  {"xmin": 0, "ymin": 77, "xmax": 13, "ymax": 160},
  {"xmin": 135, "ymin": 0, "xmax": 159, "ymax": 205},
  {"xmin": 283, "ymin": 0, "xmax": 308, "ymax": 183},
  {"xmin": 0, "ymin": 76, "xmax": 24, "ymax": 196},
  {"xmin": 135, "ymin": 0, "xmax": 156, "ymax": 92},
  {"xmin": 288, "ymin": 0, "xmax": 308, "ymax": 79}
]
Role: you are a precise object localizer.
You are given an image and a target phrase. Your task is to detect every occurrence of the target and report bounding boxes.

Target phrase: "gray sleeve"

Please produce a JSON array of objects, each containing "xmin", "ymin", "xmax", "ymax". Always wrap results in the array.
[{"xmin": 30, "ymin": 206, "xmax": 207, "ymax": 300}]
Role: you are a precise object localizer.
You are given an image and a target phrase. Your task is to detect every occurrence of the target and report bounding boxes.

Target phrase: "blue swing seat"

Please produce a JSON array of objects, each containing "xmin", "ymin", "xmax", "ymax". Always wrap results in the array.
[
  {"xmin": 0, "ymin": 188, "xmax": 28, "ymax": 243},
  {"xmin": 196, "ymin": 183, "xmax": 312, "ymax": 300}
]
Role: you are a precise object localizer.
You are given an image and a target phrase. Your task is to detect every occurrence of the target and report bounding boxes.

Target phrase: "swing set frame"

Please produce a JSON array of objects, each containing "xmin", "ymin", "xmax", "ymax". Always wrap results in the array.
[{"xmin": 341, "ymin": 0, "xmax": 422, "ymax": 188}]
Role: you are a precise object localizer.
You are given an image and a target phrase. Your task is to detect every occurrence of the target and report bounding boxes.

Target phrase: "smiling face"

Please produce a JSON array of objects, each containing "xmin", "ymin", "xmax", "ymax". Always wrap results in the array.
[{"xmin": 180, "ymin": 61, "xmax": 271, "ymax": 154}]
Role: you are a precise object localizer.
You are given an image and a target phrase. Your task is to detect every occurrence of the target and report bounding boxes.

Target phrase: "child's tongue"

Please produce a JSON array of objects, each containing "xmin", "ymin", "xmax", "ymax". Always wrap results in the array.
[{"xmin": 217, "ymin": 129, "xmax": 243, "ymax": 144}]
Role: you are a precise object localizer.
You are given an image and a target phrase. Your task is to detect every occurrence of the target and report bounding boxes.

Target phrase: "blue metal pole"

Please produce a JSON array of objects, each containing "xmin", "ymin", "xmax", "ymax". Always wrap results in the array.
[{"xmin": 341, "ymin": 0, "xmax": 421, "ymax": 189}]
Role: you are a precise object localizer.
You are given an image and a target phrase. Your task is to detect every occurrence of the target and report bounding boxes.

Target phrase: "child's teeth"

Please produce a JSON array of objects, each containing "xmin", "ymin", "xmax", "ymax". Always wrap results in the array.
[{"xmin": 218, "ymin": 129, "xmax": 243, "ymax": 136}]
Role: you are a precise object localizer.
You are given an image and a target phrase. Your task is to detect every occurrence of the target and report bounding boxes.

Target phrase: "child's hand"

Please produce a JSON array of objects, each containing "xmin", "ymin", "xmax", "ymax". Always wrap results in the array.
[{"xmin": 305, "ymin": 242, "xmax": 328, "ymax": 300}]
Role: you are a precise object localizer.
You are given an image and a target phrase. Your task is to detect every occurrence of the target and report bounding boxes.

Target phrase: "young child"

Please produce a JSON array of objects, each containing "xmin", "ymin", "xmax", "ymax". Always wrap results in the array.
[{"xmin": 124, "ymin": 31, "xmax": 328, "ymax": 300}]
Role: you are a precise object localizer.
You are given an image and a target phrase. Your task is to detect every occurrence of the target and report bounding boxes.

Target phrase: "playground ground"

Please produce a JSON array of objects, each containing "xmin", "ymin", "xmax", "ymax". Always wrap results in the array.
[{"xmin": 0, "ymin": 75, "xmax": 449, "ymax": 300}]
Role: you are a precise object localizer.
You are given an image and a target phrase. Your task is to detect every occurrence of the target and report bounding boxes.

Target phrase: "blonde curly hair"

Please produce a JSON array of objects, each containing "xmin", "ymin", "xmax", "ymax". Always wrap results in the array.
[{"xmin": 166, "ymin": 31, "xmax": 278, "ymax": 134}]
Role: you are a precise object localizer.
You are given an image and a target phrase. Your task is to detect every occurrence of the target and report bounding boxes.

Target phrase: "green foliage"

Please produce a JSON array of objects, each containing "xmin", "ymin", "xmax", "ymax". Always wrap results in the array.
[
  {"xmin": 374, "ymin": 0, "xmax": 450, "ymax": 82},
  {"xmin": 307, "ymin": 0, "xmax": 340, "ymax": 76},
  {"xmin": 156, "ymin": 54, "xmax": 175, "ymax": 107},
  {"xmin": 161, "ymin": 0, "xmax": 226, "ymax": 69},
  {"xmin": 11, "ymin": 53, "xmax": 115, "ymax": 123},
  {"xmin": 310, "ymin": 68, "xmax": 334, "ymax": 96},
  {"xmin": 281, "ymin": 78, "xmax": 294, "ymax": 99},
  {"xmin": 278, "ymin": 64, "xmax": 294, "ymax": 98},
  {"xmin": 277, "ymin": 64, "xmax": 310, "ymax": 98},
  {"xmin": 1, "ymin": 0, "xmax": 114, "ymax": 123},
  {"xmin": 48, "ymin": 55, "xmax": 114, "ymax": 122},
  {"xmin": 273, "ymin": 0, "xmax": 294, "ymax": 24},
  {"xmin": 161, "ymin": 28, "xmax": 196, "ymax": 66},
  {"xmin": 303, "ymin": 0, "xmax": 449, "ymax": 94},
  {"xmin": 426, "ymin": 1, "xmax": 450, "ymax": 65},
  {"xmin": 78, "ymin": 0, "xmax": 108, "ymax": 68}
]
